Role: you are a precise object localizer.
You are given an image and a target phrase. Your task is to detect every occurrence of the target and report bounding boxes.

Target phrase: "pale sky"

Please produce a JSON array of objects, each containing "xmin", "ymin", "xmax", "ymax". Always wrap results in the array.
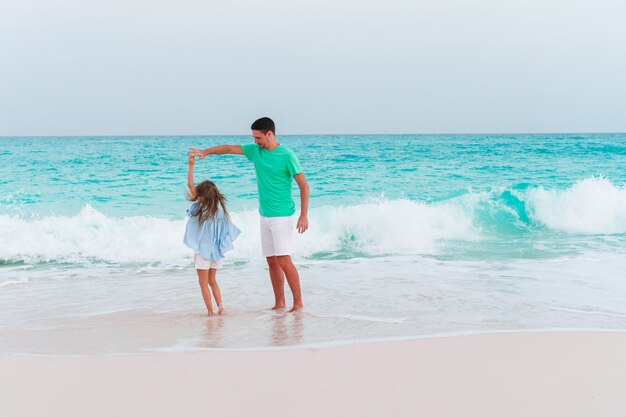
[{"xmin": 1, "ymin": 0, "xmax": 625, "ymax": 135}]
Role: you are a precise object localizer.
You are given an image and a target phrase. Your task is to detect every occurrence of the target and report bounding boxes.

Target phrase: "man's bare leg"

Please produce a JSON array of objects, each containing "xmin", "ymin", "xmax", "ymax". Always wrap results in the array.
[
  {"xmin": 276, "ymin": 255, "xmax": 303, "ymax": 312},
  {"xmin": 266, "ymin": 256, "xmax": 286, "ymax": 309}
]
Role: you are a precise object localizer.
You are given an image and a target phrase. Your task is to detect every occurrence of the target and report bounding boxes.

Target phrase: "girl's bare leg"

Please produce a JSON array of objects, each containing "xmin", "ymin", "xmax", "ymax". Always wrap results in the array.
[
  {"xmin": 208, "ymin": 268, "xmax": 224, "ymax": 315},
  {"xmin": 196, "ymin": 269, "xmax": 214, "ymax": 316}
]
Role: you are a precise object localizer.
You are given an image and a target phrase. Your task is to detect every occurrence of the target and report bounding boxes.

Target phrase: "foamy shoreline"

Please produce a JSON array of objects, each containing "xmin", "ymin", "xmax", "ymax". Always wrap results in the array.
[{"xmin": 2, "ymin": 331, "xmax": 625, "ymax": 417}]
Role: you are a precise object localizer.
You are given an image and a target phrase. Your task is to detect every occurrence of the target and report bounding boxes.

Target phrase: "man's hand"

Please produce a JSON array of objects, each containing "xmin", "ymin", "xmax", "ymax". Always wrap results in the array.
[
  {"xmin": 188, "ymin": 148, "xmax": 207, "ymax": 159},
  {"xmin": 188, "ymin": 155, "xmax": 195, "ymax": 165},
  {"xmin": 296, "ymin": 215, "xmax": 308, "ymax": 234}
]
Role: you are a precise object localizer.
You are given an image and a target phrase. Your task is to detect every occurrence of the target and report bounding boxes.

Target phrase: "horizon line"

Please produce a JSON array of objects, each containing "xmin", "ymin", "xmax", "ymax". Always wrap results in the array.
[{"xmin": 1, "ymin": 130, "xmax": 625, "ymax": 139}]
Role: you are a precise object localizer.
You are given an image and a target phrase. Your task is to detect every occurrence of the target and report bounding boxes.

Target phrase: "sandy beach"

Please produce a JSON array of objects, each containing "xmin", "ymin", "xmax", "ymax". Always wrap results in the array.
[{"xmin": 2, "ymin": 331, "xmax": 625, "ymax": 417}]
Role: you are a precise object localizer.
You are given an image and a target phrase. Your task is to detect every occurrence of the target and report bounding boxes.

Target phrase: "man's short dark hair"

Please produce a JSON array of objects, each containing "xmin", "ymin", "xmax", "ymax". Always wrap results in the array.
[{"xmin": 251, "ymin": 117, "xmax": 275, "ymax": 134}]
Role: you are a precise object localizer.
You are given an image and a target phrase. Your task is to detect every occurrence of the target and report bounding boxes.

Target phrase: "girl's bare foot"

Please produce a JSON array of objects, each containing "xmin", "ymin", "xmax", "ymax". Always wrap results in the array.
[
  {"xmin": 207, "ymin": 309, "xmax": 214, "ymax": 317},
  {"xmin": 217, "ymin": 306, "xmax": 225, "ymax": 316}
]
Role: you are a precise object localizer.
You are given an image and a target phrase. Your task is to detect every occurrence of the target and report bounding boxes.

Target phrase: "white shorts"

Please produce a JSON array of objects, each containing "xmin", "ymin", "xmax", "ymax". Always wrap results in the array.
[
  {"xmin": 260, "ymin": 215, "xmax": 294, "ymax": 258},
  {"xmin": 194, "ymin": 254, "xmax": 222, "ymax": 270}
]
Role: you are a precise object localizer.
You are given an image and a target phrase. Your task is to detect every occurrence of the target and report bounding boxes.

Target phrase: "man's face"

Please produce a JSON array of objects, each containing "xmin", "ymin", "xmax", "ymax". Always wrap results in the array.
[{"xmin": 252, "ymin": 130, "xmax": 272, "ymax": 148}]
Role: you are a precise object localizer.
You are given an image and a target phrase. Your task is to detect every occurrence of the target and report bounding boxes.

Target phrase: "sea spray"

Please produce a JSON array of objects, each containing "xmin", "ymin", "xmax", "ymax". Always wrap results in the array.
[
  {"xmin": 0, "ymin": 200, "xmax": 480, "ymax": 264},
  {"xmin": 527, "ymin": 177, "xmax": 626, "ymax": 234},
  {"xmin": 3, "ymin": 176, "xmax": 625, "ymax": 265}
]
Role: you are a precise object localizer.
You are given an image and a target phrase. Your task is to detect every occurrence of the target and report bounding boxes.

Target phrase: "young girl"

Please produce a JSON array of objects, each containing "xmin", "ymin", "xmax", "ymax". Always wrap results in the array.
[{"xmin": 183, "ymin": 156, "xmax": 241, "ymax": 316}]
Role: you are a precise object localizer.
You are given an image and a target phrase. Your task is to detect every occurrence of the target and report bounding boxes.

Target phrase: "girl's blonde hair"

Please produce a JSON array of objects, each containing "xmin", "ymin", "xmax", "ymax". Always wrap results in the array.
[{"xmin": 187, "ymin": 180, "xmax": 230, "ymax": 225}]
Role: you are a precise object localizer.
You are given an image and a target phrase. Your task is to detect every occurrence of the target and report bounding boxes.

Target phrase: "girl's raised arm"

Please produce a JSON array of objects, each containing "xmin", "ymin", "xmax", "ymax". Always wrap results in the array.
[{"xmin": 187, "ymin": 156, "xmax": 197, "ymax": 199}]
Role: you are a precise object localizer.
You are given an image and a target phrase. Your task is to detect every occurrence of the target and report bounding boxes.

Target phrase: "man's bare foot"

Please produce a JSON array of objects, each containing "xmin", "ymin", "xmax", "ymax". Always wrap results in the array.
[
  {"xmin": 271, "ymin": 303, "xmax": 286, "ymax": 310},
  {"xmin": 288, "ymin": 303, "xmax": 303, "ymax": 313}
]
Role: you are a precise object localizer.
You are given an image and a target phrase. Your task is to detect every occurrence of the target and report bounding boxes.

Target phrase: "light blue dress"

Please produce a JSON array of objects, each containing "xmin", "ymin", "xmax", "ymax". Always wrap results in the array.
[{"xmin": 183, "ymin": 203, "xmax": 241, "ymax": 260}]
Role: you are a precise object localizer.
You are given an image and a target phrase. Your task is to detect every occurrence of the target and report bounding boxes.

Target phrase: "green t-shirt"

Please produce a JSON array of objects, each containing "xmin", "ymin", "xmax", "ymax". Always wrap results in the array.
[{"xmin": 241, "ymin": 144, "xmax": 303, "ymax": 217}]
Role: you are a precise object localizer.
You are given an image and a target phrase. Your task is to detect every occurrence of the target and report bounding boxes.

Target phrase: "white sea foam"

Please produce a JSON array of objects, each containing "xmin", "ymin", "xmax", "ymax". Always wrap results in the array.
[
  {"xmin": 0, "ymin": 277, "xmax": 29, "ymax": 287},
  {"xmin": 0, "ymin": 205, "xmax": 190, "ymax": 264},
  {"xmin": 0, "ymin": 200, "xmax": 479, "ymax": 264},
  {"xmin": 296, "ymin": 199, "xmax": 479, "ymax": 256},
  {"xmin": 3, "ymin": 177, "xmax": 624, "ymax": 266},
  {"xmin": 527, "ymin": 177, "xmax": 626, "ymax": 234}
]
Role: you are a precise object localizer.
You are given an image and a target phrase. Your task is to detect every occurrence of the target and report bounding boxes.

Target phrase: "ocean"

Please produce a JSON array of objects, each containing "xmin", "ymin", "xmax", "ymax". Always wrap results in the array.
[{"xmin": 1, "ymin": 133, "xmax": 625, "ymax": 355}]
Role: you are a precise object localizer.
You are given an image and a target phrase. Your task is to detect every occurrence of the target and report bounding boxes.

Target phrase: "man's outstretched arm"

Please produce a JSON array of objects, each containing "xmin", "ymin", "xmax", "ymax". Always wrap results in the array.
[{"xmin": 188, "ymin": 145, "xmax": 243, "ymax": 158}]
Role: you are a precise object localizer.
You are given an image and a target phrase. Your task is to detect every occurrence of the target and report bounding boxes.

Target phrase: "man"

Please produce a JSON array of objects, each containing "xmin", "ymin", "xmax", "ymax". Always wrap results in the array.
[{"xmin": 189, "ymin": 117, "xmax": 309, "ymax": 312}]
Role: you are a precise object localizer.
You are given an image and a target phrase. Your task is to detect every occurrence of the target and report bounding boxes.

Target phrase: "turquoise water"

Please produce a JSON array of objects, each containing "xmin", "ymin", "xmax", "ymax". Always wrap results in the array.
[
  {"xmin": 3, "ymin": 134, "xmax": 626, "ymax": 217},
  {"xmin": 1, "ymin": 134, "xmax": 626, "ymax": 354}
]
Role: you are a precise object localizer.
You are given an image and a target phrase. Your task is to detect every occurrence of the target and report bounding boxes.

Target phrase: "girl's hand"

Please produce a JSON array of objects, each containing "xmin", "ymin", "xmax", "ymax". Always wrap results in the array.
[
  {"xmin": 188, "ymin": 156, "xmax": 196, "ymax": 165},
  {"xmin": 188, "ymin": 148, "xmax": 207, "ymax": 159}
]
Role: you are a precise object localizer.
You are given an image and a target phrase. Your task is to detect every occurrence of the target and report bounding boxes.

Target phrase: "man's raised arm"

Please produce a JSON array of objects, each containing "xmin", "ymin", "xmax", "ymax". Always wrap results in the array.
[{"xmin": 188, "ymin": 145, "xmax": 244, "ymax": 159}]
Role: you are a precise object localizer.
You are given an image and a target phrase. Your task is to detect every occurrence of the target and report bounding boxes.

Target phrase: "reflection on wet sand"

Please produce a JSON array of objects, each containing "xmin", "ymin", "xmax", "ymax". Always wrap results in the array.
[
  {"xmin": 271, "ymin": 311, "xmax": 304, "ymax": 346},
  {"xmin": 198, "ymin": 316, "xmax": 226, "ymax": 348}
]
